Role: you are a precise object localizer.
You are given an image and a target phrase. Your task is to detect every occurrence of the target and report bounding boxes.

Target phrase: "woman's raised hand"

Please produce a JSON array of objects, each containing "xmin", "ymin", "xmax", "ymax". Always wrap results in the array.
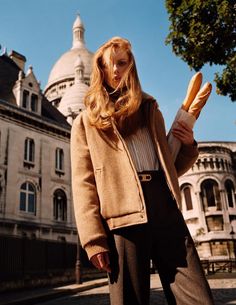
[{"xmin": 171, "ymin": 120, "xmax": 194, "ymax": 146}]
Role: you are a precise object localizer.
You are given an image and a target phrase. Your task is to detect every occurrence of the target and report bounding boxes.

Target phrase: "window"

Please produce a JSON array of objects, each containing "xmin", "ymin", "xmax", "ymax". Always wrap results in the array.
[
  {"xmin": 215, "ymin": 158, "xmax": 220, "ymax": 169},
  {"xmin": 221, "ymin": 159, "xmax": 225, "ymax": 170},
  {"xmin": 206, "ymin": 216, "xmax": 224, "ymax": 232},
  {"xmin": 24, "ymin": 138, "xmax": 35, "ymax": 165},
  {"xmin": 31, "ymin": 94, "xmax": 38, "ymax": 112},
  {"xmin": 211, "ymin": 240, "xmax": 228, "ymax": 255},
  {"xmin": 225, "ymin": 180, "xmax": 235, "ymax": 208},
  {"xmin": 20, "ymin": 182, "xmax": 36, "ymax": 214},
  {"xmin": 55, "ymin": 148, "xmax": 64, "ymax": 172},
  {"xmin": 203, "ymin": 158, "xmax": 208, "ymax": 169},
  {"xmin": 53, "ymin": 189, "xmax": 67, "ymax": 221},
  {"xmin": 22, "ymin": 90, "xmax": 29, "ymax": 108},
  {"xmin": 181, "ymin": 184, "xmax": 193, "ymax": 211},
  {"xmin": 209, "ymin": 158, "xmax": 214, "ymax": 169},
  {"xmin": 200, "ymin": 179, "xmax": 221, "ymax": 211}
]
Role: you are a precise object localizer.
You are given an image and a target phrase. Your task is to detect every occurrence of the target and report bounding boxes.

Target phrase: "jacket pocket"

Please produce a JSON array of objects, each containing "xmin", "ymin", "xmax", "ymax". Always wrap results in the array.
[{"xmin": 94, "ymin": 166, "xmax": 143, "ymax": 220}]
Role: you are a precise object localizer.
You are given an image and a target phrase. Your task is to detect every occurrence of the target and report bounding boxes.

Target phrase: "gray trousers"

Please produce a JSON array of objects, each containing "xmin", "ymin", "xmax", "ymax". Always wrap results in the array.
[{"xmin": 107, "ymin": 170, "xmax": 214, "ymax": 305}]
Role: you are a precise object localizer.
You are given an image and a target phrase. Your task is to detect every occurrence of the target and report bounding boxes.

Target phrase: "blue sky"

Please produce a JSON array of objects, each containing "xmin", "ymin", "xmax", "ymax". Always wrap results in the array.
[{"xmin": 1, "ymin": 0, "xmax": 235, "ymax": 141}]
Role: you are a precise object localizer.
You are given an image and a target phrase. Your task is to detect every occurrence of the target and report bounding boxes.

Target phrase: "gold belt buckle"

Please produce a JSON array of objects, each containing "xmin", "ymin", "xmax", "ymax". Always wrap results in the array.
[{"xmin": 138, "ymin": 174, "xmax": 152, "ymax": 182}]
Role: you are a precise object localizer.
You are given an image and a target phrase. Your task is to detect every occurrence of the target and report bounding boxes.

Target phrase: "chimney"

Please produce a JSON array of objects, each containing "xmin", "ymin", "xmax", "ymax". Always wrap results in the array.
[{"xmin": 9, "ymin": 50, "xmax": 26, "ymax": 71}]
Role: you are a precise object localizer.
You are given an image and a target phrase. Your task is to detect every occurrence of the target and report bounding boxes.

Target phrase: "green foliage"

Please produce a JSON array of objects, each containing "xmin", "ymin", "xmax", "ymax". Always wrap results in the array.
[
  {"xmin": 165, "ymin": 0, "xmax": 236, "ymax": 101},
  {"xmin": 215, "ymin": 54, "xmax": 236, "ymax": 101}
]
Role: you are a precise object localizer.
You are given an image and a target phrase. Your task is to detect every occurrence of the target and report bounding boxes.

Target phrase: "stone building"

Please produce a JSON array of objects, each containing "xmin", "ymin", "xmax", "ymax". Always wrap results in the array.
[
  {"xmin": 0, "ymin": 14, "xmax": 93, "ymax": 246},
  {"xmin": 0, "ymin": 49, "xmax": 77, "ymax": 243},
  {"xmin": 179, "ymin": 142, "xmax": 236, "ymax": 260}
]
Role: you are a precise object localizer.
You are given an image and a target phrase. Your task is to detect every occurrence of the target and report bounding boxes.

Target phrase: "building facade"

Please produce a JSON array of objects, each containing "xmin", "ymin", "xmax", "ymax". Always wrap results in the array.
[
  {"xmin": 179, "ymin": 142, "xmax": 236, "ymax": 260},
  {"xmin": 0, "ymin": 50, "xmax": 77, "ymax": 244},
  {"xmin": 0, "ymin": 14, "xmax": 93, "ymax": 246}
]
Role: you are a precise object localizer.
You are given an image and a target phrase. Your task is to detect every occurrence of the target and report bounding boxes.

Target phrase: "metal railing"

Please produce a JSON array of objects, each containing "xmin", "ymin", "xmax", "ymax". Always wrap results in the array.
[{"xmin": 0, "ymin": 235, "xmax": 77, "ymax": 281}]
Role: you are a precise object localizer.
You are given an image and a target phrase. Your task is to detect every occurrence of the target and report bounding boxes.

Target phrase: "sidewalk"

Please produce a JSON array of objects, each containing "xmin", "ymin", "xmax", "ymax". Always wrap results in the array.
[
  {"xmin": 0, "ymin": 278, "xmax": 108, "ymax": 305},
  {"xmin": 1, "ymin": 272, "xmax": 236, "ymax": 305}
]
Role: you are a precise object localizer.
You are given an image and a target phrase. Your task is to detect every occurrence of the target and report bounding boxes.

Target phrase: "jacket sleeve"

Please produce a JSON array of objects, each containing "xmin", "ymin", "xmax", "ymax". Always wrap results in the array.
[
  {"xmin": 70, "ymin": 113, "xmax": 109, "ymax": 259},
  {"xmin": 174, "ymin": 141, "xmax": 199, "ymax": 177},
  {"xmin": 153, "ymin": 102, "xmax": 199, "ymax": 177}
]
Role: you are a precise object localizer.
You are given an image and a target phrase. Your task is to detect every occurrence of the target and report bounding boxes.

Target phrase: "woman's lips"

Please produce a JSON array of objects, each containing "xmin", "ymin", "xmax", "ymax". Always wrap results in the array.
[{"xmin": 114, "ymin": 76, "xmax": 121, "ymax": 81}]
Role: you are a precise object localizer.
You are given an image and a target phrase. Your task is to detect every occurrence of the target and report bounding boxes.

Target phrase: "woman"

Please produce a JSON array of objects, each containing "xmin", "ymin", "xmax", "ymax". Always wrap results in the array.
[{"xmin": 71, "ymin": 37, "xmax": 214, "ymax": 305}]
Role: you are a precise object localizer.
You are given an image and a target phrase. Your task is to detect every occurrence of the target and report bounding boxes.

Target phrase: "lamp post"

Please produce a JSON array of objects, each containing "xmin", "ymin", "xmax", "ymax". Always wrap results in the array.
[{"xmin": 75, "ymin": 235, "xmax": 82, "ymax": 284}]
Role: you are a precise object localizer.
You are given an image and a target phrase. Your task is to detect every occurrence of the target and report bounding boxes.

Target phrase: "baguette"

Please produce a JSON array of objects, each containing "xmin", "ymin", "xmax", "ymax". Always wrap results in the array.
[
  {"xmin": 182, "ymin": 72, "xmax": 203, "ymax": 111},
  {"xmin": 188, "ymin": 82, "xmax": 212, "ymax": 119}
]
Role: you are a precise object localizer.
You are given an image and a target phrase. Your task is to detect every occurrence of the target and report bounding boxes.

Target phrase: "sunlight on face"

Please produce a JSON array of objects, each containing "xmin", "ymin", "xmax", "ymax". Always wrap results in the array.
[{"xmin": 102, "ymin": 48, "xmax": 130, "ymax": 89}]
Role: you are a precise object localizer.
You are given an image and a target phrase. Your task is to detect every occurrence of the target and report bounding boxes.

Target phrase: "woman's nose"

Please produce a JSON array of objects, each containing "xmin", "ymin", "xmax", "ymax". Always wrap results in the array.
[{"xmin": 113, "ymin": 64, "xmax": 118, "ymax": 73}]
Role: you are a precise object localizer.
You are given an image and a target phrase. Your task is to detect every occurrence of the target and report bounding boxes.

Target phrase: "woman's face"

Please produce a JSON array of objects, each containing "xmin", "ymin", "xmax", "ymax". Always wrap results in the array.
[{"xmin": 102, "ymin": 48, "xmax": 130, "ymax": 89}]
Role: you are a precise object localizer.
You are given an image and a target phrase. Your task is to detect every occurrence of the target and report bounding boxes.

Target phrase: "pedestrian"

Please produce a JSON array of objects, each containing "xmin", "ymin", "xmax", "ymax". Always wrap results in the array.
[{"xmin": 71, "ymin": 37, "xmax": 214, "ymax": 305}]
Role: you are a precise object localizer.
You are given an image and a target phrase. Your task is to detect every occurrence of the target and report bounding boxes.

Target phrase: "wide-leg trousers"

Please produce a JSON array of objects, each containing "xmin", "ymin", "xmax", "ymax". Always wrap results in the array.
[{"xmin": 107, "ymin": 170, "xmax": 215, "ymax": 305}]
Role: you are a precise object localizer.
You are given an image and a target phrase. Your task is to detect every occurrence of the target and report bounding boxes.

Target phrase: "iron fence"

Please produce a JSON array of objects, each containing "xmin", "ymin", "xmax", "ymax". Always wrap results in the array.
[{"xmin": 0, "ymin": 235, "xmax": 77, "ymax": 281}]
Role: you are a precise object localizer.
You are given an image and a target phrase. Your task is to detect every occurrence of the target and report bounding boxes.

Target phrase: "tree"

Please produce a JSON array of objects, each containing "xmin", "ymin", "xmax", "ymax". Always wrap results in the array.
[{"xmin": 165, "ymin": 0, "xmax": 236, "ymax": 101}]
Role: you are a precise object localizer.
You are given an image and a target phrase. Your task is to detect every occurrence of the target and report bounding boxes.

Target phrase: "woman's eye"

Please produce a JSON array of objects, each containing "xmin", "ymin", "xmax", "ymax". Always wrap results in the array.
[{"xmin": 118, "ymin": 61, "xmax": 127, "ymax": 66}]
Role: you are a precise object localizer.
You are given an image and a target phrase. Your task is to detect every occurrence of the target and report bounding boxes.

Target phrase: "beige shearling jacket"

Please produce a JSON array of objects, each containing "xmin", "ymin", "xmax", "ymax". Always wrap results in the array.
[{"xmin": 70, "ymin": 95, "xmax": 199, "ymax": 259}]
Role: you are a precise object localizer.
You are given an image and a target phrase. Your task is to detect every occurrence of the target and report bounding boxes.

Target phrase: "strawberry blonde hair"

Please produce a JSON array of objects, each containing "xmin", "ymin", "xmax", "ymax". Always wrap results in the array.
[{"xmin": 84, "ymin": 37, "xmax": 142, "ymax": 130}]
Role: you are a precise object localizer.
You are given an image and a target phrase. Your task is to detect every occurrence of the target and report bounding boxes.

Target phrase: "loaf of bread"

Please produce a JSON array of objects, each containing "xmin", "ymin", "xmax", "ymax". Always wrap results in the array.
[
  {"xmin": 168, "ymin": 72, "xmax": 212, "ymax": 162},
  {"xmin": 188, "ymin": 82, "xmax": 212, "ymax": 119},
  {"xmin": 182, "ymin": 72, "xmax": 202, "ymax": 111}
]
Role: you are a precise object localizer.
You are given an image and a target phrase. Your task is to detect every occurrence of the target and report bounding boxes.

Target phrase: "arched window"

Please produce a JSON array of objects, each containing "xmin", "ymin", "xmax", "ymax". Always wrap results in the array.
[
  {"xmin": 53, "ymin": 189, "xmax": 67, "ymax": 221},
  {"xmin": 200, "ymin": 179, "xmax": 221, "ymax": 211},
  {"xmin": 181, "ymin": 184, "xmax": 193, "ymax": 211},
  {"xmin": 225, "ymin": 180, "xmax": 235, "ymax": 208},
  {"xmin": 55, "ymin": 148, "xmax": 64, "ymax": 172},
  {"xmin": 24, "ymin": 138, "xmax": 35, "ymax": 164},
  {"xmin": 20, "ymin": 182, "xmax": 36, "ymax": 214},
  {"xmin": 31, "ymin": 94, "xmax": 38, "ymax": 112}
]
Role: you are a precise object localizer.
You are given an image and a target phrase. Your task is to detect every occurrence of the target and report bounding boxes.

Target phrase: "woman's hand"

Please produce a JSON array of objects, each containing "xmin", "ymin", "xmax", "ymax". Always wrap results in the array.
[
  {"xmin": 90, "ymin": 252, "xmax": 111, "ymax": 273},
  {"xmin": 172, "ymin": 120, "xmax": 194, "ymax": 146}
]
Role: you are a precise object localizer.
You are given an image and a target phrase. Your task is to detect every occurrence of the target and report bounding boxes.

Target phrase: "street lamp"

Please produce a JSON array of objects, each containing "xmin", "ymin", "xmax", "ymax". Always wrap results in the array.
[{"xmin": 75, "ymin": 235, "xmax": 82, "ymax": 284}]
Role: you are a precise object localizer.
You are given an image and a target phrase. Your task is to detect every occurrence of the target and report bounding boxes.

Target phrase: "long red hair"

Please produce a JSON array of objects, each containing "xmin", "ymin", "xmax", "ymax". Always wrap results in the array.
[{"xmin": 84, "ymin": 37, "xmax": 143, "ymax": 131}]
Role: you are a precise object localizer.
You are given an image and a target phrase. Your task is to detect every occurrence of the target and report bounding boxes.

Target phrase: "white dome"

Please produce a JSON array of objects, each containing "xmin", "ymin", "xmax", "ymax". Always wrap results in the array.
[
  {"xmin": 44, "ymin": 14, "xmax": 93, "ymax": 99},
  {"xmin": 46, "ymin": 47, "xmax": 92, "ymax": 88}
]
